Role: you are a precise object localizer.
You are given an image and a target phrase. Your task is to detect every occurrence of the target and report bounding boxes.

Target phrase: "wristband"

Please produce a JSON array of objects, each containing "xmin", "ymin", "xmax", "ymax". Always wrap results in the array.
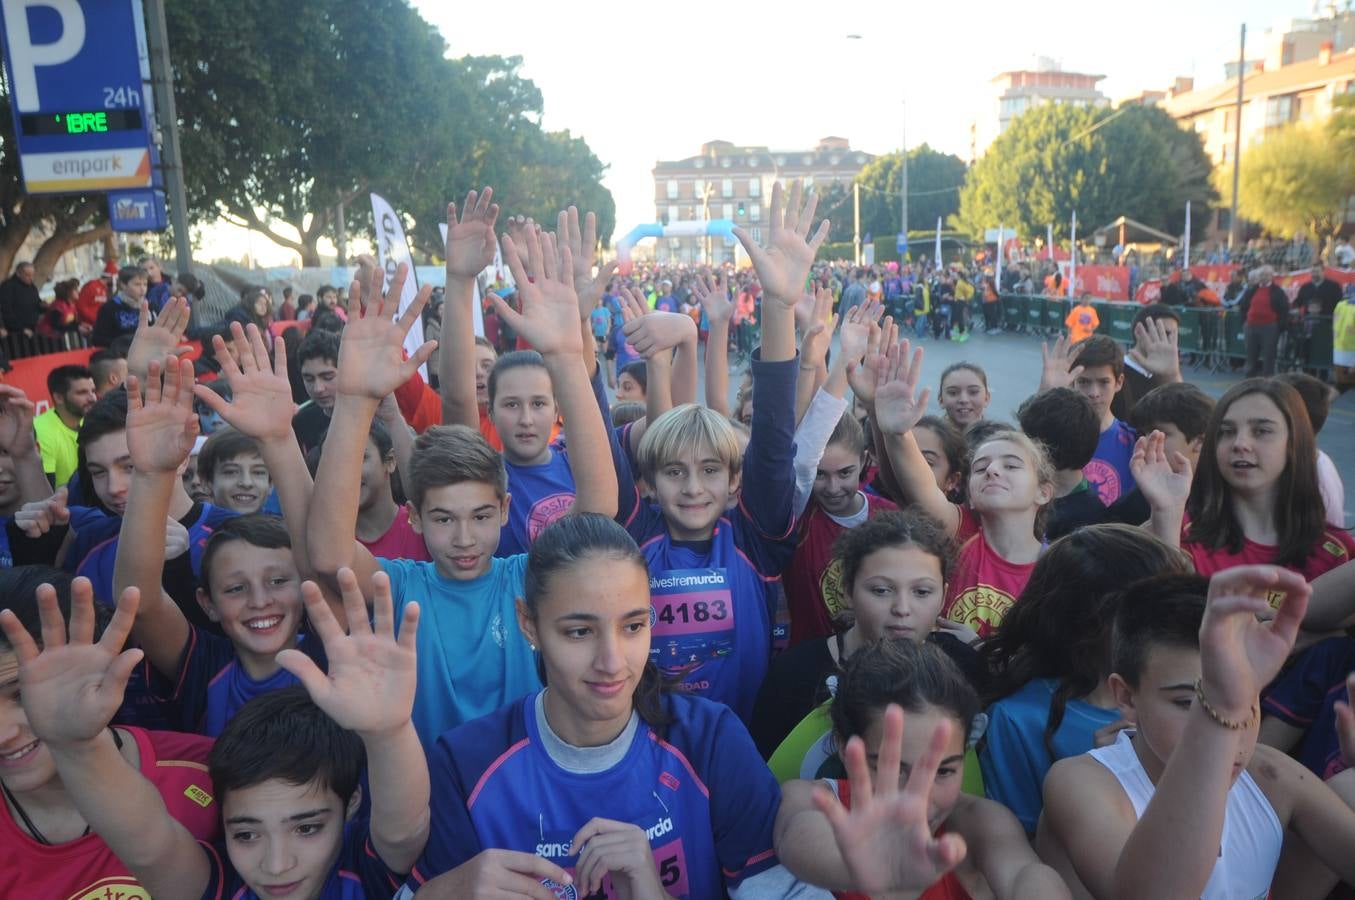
[{"xmin": 1194, "ymin": 680, "xmax": 1258, "ymax": 730}]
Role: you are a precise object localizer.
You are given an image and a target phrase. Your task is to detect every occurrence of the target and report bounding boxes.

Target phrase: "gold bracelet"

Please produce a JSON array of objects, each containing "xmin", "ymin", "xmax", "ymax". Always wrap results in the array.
[{"xmin": 1194, "ymin": 680, "xmax": 1258, "ymax": 730}]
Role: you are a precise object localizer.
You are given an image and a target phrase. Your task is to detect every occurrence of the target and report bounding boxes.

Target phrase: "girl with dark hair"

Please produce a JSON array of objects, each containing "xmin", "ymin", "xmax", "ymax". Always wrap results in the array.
[
  {"xmin": 937, "ymin": 363, "xmax": 991, "ymax": 430},
  {"xmin": 977, "ymin": 525, "xmax": 1192, "ymax": 834},
  {"xmin": 408, "ymin": 514, "xmax": 828, "ymax": 898},
  {"xmin": 1181, "ymin": 378, "xmax": 1354, "ymax": 579},
  {"xmin": 774, "ymin": 640, "xmax": 1069, "ymax": 900}
]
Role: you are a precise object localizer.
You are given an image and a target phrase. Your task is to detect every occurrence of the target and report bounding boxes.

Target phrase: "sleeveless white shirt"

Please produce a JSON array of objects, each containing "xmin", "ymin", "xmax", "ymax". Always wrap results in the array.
[{"xmin": 1087, "ymin": 731, "xmax": 1282, "ymax": 900}]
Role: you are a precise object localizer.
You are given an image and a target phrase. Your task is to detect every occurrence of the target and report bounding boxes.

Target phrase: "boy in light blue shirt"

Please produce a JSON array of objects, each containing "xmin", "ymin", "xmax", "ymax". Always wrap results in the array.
[{"xmin": 306, "ymin": 217, "xmax": 619, "ymax": 747}]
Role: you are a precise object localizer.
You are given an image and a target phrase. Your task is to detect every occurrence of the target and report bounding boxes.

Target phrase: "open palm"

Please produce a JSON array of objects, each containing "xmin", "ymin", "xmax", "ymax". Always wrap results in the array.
[
  {"xmin": 733, "ymin": 181, "xmax": 830, "ymax": 307},
  {"xmin": 1200, "ymin": 566, "xmax": 1310, "ymax": 715},
  {"xmin": 445, "ymin": 189, "xmax": 500, "ymax": 279},
  {"xmin": 492, "ymin": 229, "xmax": 582, "ymax": 358},
  {"xmin": 126, "ymin": 357, "xmax": 200, "ymax": 474},
  {"xmin": 813, "ymin": 705, "xmax": 966, "ymax": 893},
  {"xmin": 872, "ymin": 341, "xmax": 930, "ymax": 435},
  {"xmin": 336, "ymin": 263, "xmax": 436, "ymax": 399},
  {"xmin": 0, "ymin": 579, "xmax": 144, "ymax": 748},
  {"xmin": 195, "ymin": 323, "xmax": 295, "ymax": 443},
  {"xmin": 277, "ymin": 570, "xmax": 420, "ymax": 737}
]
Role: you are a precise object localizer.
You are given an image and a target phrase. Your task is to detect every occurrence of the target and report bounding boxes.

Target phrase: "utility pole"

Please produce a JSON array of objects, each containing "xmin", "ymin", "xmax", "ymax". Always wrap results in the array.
[
  {"xmin": 1229, "ymin": 23, "xmax": 1246, "ymax": 251},
  {"xmin": 900, "ymin": 101, "xmax": 908, "ymax": 252},
  {"xmin": 143, "ymin": 0, "xmax": 192, "ymax": 275},
  {"xmin": 853, "ymin": 181, "xmax": 862, "ymax": 266}
]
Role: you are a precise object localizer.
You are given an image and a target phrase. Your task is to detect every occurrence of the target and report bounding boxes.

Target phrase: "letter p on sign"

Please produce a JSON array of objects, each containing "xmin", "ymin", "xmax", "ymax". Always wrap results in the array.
[{"xmin": 2, "ymin": 0, "xmax": 86, "ymax": 110}]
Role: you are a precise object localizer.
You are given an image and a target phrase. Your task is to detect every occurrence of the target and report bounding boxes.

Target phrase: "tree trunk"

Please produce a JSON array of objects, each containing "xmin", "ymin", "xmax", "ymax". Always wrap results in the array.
[{"xmin": 32, "ymin": 221, "xmax": 113, "ymax": 284}]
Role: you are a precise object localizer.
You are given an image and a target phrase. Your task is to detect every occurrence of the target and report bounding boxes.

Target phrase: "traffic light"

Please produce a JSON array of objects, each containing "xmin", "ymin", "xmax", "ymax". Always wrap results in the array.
[{"xmin": 737, "ymin": 202, "xmax": 746, "ymax": 218}]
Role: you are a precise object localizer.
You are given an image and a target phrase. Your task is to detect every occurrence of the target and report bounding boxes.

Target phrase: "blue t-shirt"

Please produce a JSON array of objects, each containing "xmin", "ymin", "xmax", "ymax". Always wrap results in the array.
[
  {"xmin": 199, "ymin": 817, "xmax": 401, "ymax": 899},
  {"xmin": 407, "ymin": 691, "xmax": 783, "ymax": 898},
  {"xmin": 1262, "ymin": 636, "xmax": 1355, "ymax": 780},
  {"xmin": 1083, "ymin": 417, "xmax": 1138, "ymax": 506},
  {"xmin": 497, "ymin": 369, "xmax": 635, "ymax": 558},
  {"xmin": 147, "ymin": 624, "xmax": 327, "ymax": 737},
  {"xmin": 67, "ymin": 502, "xmax": 236, "ymax": 603},
  {"xmin": 590, "ymin": 306, "xmax": 611, "ymax": 339},
  {"xmin": 979, "ymin": 677, "xmax": 1121, "ymax": 833},
  {"xmin": 380, "ymin": 554, "xmax": 541, "ymax": 747},
  {"xmin": 625, "ymin": 352, "xmax": 798, "ymax": 721}
]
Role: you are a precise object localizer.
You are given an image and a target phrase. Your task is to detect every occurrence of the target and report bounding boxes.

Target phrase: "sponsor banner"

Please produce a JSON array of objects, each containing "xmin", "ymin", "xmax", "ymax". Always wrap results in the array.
[{"xmin": 20, "ymin": 146, "xmax": 152, "ymax": 192}]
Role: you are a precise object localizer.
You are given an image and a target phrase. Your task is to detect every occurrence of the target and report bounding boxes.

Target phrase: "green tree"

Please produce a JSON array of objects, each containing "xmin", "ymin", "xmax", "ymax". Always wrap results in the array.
[
  {"xmin": 856, "ymin": 145, "xmax": 967, "ymax": 239},
  {"xmin": 166, "ymin": 0, "xmax": 613, "ymax": 264},
  {"xmin": 1217, "ymin": 120, "xmax": 1355, "ymax": 240},
  {"xmin": 955, "ymin": 104, "xmax": 1215, "ymax": 242}
]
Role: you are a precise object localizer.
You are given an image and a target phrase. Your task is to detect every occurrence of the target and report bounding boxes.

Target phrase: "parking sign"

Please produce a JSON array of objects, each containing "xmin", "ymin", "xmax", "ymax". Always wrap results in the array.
[{"xmin": 0, "ymin": 0, "xmax": 160, "ymax": 194}]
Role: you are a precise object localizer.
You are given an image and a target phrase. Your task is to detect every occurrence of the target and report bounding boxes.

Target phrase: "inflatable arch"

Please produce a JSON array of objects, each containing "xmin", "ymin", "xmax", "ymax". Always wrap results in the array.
[{"xmin": 615, "ymin": 218, "xmax": 737, "ymax": 271}]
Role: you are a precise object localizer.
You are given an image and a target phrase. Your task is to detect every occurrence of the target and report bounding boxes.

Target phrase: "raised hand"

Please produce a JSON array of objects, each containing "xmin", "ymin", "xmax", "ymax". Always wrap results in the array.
[
  {"xmin": 192, "ymin": 323, "xmax": 295, "ymax": 444},
  {"xmin": 1128, "ymin": 317, "xmax": 1182, "ymax": 380},
  {"xmin": 838, "ymin": 299, "xmax": 884, "ymax": 371},
  {"xmin": 733, "ymin": 181, "xmax": 830, "ymax": 306},
  {"xmin": 1199, "ymin": 566, "xmax": 1311, "ymax": 722},
  {"xmin": 1130, "ymin": 430, "xmax": 1192, "ymax": 513},
  {"xmin": 872, "ymin": 340, "xmax": 930, "ymax": 435},
  {"xmin": 846, "ymin": 312, "xmax": 887, "ymax": 404},
  {"xmin": 125, "ymin": 357, "xmax": 200, "ymax": 474},
  {"xmin": 125, "ymin": 296, "xmax": 190, "ymax": 379},
  {"xmin": 445, "ymin": 188, "xmax": 500, "ymax": 280},
  {"xmin": 690, "ymin": 271, "xmax": 733, "ymax": 325},
  {"xmin": 571, "ymin": 818, "xmax": 666, "ymax": 899},
  {"xmin": 622, "ymin": 309, "xmax": 696, "ymax": 360},
  {"xmin": 0, "ymin": 578, "xmax": 144, "ymax": 750},
  {"xmin": 336, "ymin": 262, "xmax": 437, "ymax": 400},
  {"xmin": 1039, "ymin": 334, "xmax": 1084, "ymax": 391},
  {"xmin": 276, "ymin": 568, "xmax": 419, "ymax": 738},
  {"xmin": 798, "ymin": 285, "xmax": 837, "ymax": 369},
  {"xmin": 491, "ymin": 228, "xmax": 583, "ymax": 359},
  {"xmin": 14, "ymin": 487, "xmax": 70, "ymax": 538},
  {"xmin": 0, "ymin": 384, "xmax": 39, "ymax": 460},
  {"xmin": 811, "ymin": 704, "xmax": 966, "ymax": 894}
]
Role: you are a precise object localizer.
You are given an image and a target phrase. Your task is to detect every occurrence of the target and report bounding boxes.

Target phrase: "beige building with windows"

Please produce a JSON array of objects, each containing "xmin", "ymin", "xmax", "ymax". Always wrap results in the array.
[
  {"xmin": 650, "ymin": 138, "xmax": 872, "ymax": 265},
  {"xmin": 974, "ymin": 58, "xmax": 1109, "ymax": 156}
]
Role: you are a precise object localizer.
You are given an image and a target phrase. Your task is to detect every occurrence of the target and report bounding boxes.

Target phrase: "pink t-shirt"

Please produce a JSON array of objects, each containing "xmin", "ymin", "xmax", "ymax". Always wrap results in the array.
[{"xmin": 360, "ymin": 508, "xmax": 432, "ymax": 562}]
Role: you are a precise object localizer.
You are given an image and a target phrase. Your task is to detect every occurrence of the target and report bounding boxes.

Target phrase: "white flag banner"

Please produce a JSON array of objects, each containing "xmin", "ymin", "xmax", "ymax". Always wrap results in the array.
[
  {"xmin": 438, "ymin": 222, "xmax": 486, "ymax": 338},
  {"xmin": 371, "ymin": 193, "xmax": 427, "ymax": 378},
  {"xmin": 934, "ymin": 217, "xmax": 942, "ymax": 268}
]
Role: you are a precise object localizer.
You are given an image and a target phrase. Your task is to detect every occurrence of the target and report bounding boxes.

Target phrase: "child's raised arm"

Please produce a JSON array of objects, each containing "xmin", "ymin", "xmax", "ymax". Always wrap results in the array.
[
  {"xmin": 794, "ymin": 286, "xmax": 836, "ymax": 427},
  {"xmin": 489, "ymin": 229, "xmax": 617, "ymax": 519},
  {"xmin": 277, "ymin": 570, "xmax": 429, "ymax": 873},
  {"xmin": 0, "ymin": 384, "xmax": 57, "ymax": 507},
  {"xmin": 0, "ymin": 580, "xmax": 210, "ymax": 899},
  {"xmin": 691, "ymin": 271, "xmax": 734, "ymax": 416},
  {"xmin": 1130, "ymin": 430, "xmax": 1191, "ymax": 548},
  {"xmin": 1114, "ymin": 566, "xmax": 1309, "ymax": 898},
  {"xmin": 872, "ymin": 341, "xmax": 963, "ymax": 536},
  {"xmin": 438, "ymin": 190, "xmax": 500, "ymax": 430},
  {"xmin": 113, "ymin": 357, "xmax": 200, "ymax": 680},
  {"xmin": 307, "ymin": 265, "xmax": 436, "ymax": 601}
]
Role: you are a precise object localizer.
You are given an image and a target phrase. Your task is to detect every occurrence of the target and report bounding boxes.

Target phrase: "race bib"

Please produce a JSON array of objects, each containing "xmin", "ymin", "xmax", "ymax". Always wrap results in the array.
[{"xmin": 649, "ymin": 568, "xmax": 734, "ymax": 686}]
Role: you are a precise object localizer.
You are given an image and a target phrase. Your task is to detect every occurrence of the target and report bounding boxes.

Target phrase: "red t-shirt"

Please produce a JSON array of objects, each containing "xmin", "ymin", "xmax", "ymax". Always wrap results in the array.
[
  {"xmin": 829, "ymin": 778, "xmax": 972, "ymax": 900},
  {"xmin": 784, "ymin": 493, "xmax": 897, "ymax": 645},
  {"xmin": 1183, "ymin": 525, "xmax": 1355, "ymax": 588},
  {"xmin": 0, "ymin": 727, "xmax": 220, "ymax": 899},
  {"xmin": 75, "ymin": 279, "xmax": 107, "ymax": 326},
  {"xmin": 359, "ymin": 507, "xmax": 432, "ymax": 562},
  {"xmin": 942, "ymin": 531, "xmax": 1036, "ymax": 639}
]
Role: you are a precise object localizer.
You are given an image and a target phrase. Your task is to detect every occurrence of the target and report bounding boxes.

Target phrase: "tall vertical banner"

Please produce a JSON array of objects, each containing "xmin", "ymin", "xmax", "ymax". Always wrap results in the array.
[
  {"xmin": 1183, "ymin": 201, "xmax": 1192, "ymax": 269},
  {"xmin": 1068, "ymin": 212, "xmax": 1078, "ymax": 299},
  {"xmin": 370, "ymin": 193, "xmax": 427, "ymax": 378},
  {"xmin": 1047, "ymin": 224, "xmax": 1054, "ymax": 262},
  {"xmin": 934, "ymin": 217, "xmax": 942, "ymax": 267},
  {"xmin": 438, "ymin": 221, "xmax": 487, "ymax": 338}
]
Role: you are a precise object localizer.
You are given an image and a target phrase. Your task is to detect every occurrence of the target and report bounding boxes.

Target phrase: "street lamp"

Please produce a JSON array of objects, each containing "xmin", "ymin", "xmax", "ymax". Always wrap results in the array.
[{"xmin": 845, "ymin": 34, "xmax": 907, "ymax": 262}]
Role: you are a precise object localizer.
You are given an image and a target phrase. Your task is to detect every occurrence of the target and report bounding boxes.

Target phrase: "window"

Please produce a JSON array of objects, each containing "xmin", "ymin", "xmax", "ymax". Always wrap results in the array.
[
  {"xmin": 750, "ymin": 203, "xmax": 761, "ymax": 221},
  {"xmin": 749, "ymin": 178, "xmax": 760, "ymax": 197},
  {"xmin": 752, "ymin": 227, "xmax": 763, "ymax": 244},
  {"xmin": 666, "ymin": 179, "xmax": 678, "ymax": 200},
  {"xmin": 694, "ymin": 158, "xmax": 706, "ymax": 169},
  {"xmin": 721, "ymin": 178, "xmax": 733, "ymax": 198},
  {"xmin": 775, "ymin": 155, "xmax": 786, "ymax": 166},
  {"xmin": 802, "ymin": 155, "xmax": 813, "ymax": 165},
  {"xmin": 1264, "ymin": 95, "xmax": 1295, "ymax": 128},
  {"xmin": 830, "ymin": 154, "xmax": 841, "ymax": 165},
  {"xmin": 721, "ymin": 157, "xmax": 733, "ymax": 168},
  {"xmin": 667, "ymin": 204, "xmax": 679, "ymax": 224},
  {"xmin": 693, "ymin": 179, "xmax": 706, "ymax": 198},
  {"xmin": 722, "ymin": 203, "xmax": 734, "ymax": 220}
]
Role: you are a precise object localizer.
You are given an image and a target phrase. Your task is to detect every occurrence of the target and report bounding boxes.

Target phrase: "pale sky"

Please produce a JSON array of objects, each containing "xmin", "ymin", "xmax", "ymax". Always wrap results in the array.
[{"xmin": 211, "ymin": 0, "xmax": 1316, "ymax": 264}]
